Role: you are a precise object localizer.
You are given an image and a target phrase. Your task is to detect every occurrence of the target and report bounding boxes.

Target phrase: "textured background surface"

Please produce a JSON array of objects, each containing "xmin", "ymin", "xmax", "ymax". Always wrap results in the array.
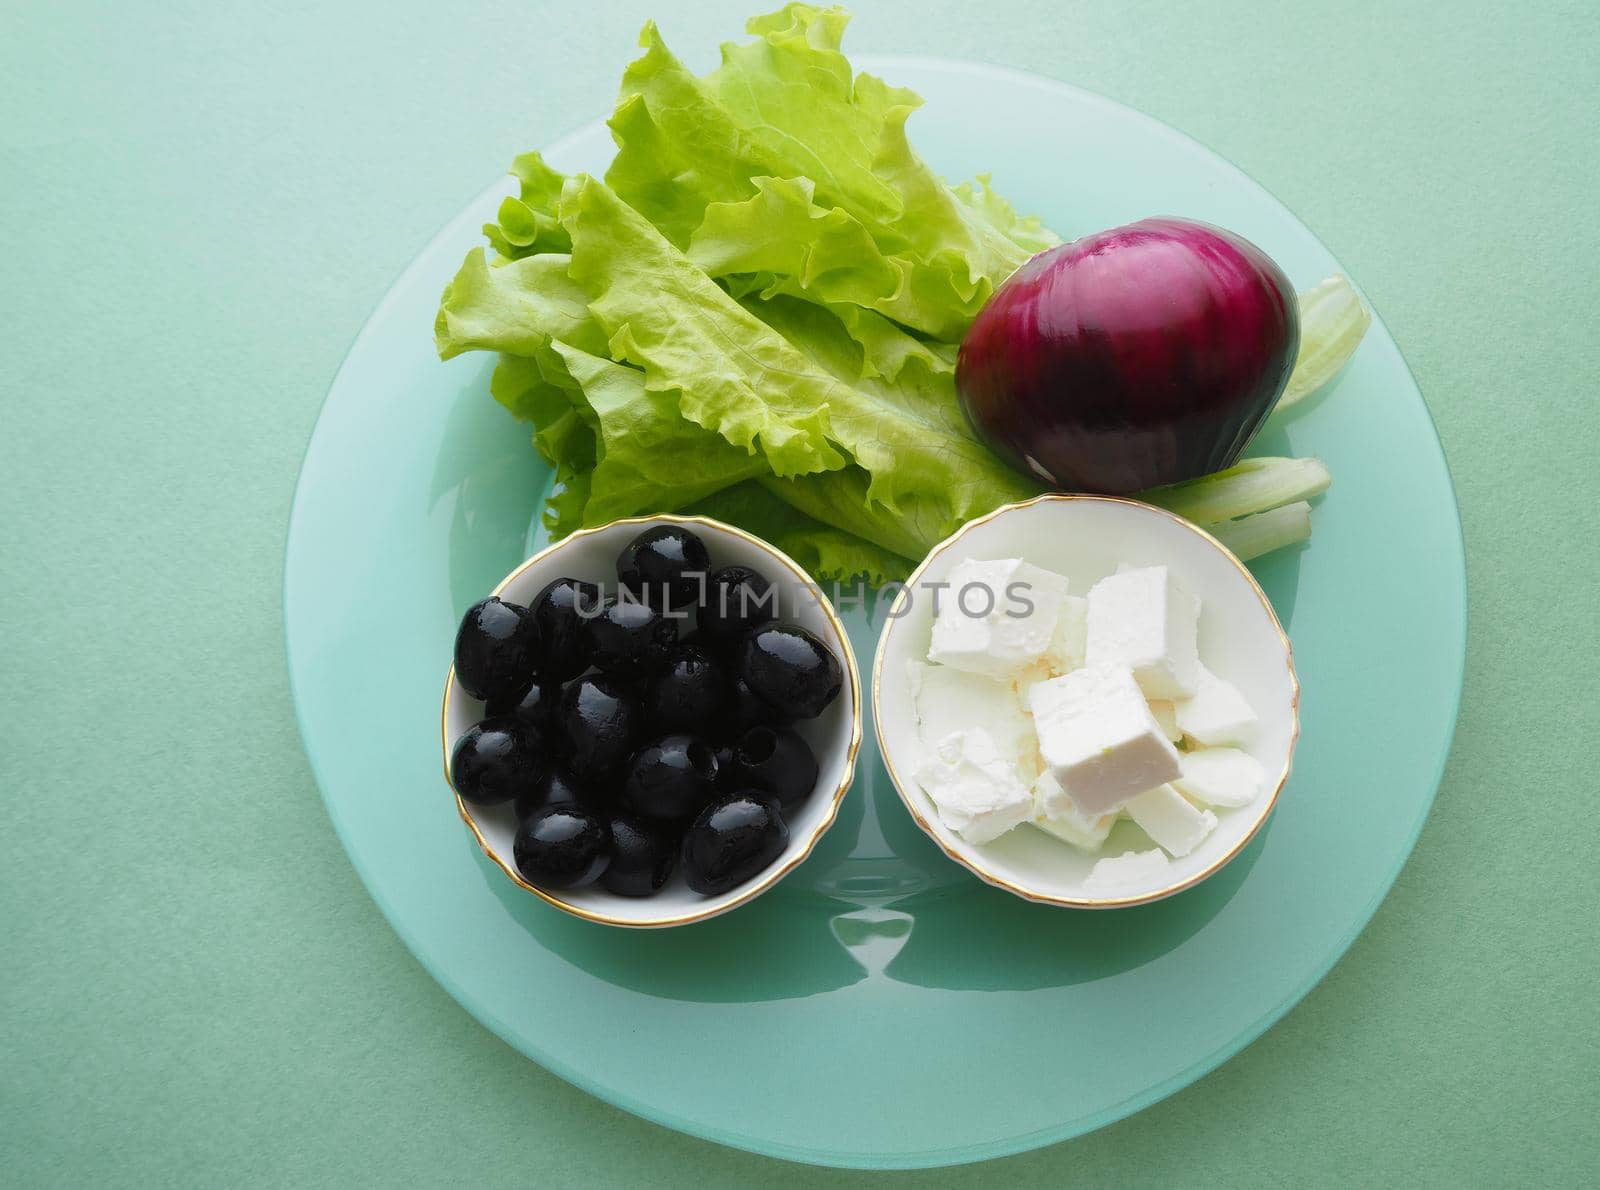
[{"xmin": 3, "ymin": 0, "xmax": 1596, "ymax": 1184}]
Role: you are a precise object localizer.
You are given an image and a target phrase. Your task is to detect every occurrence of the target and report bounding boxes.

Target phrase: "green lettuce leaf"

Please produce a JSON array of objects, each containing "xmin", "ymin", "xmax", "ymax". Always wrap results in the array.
[
  {"xmin": 561, "ymin": 174, "xmax": 1039, "ymax": 543},
  {"xmin": 604, "ymin": 5, "xmax": 1054, "ymax": 339},
  {"xmin": 740, "ymin": 291, "xmax": 1039, "ymax": 551},
  {"xmin": 561, "ymin": 173, "xmax": 850, "ymax": 481},
  {"xmin": 687, "ymin": 481, "xmax": 915, "ymax": 585},
  {"xmin": 435, "ymin": 249, "xmax": 607, "ymax": 361},
  {"xmin": 547, "ymin": 342, "xmax": 770, "ymax": 528},
  {"xmin": 441, "ymin": 162, "xmax": 1038, "ymax": 564},
  {"xmin": 438, "ymin": 244, "xmax": 773, "ymax": 533}
]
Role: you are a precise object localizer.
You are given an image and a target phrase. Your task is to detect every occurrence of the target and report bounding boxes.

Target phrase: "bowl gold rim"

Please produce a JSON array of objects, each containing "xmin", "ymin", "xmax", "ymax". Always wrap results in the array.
[
  {"xmin": 870, "ymin": 492, "xmax": 1301, "ymax": 910},
  {"xmin": 441, "ymin": 513, "xmax": 864, "ymax": 929}
]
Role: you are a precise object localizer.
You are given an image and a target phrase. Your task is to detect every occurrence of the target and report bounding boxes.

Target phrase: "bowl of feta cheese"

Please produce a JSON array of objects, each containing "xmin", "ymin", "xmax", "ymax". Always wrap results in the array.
[{"xmin": 872, "ymin": 494, "xmax": 1299, "ymax": 908}]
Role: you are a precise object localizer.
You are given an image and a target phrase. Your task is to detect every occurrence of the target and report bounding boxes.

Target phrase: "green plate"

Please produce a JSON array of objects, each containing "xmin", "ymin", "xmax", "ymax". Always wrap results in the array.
[{"xmin": 284, "ymin": 58, "xmax": 1465, "ymax": 1169}]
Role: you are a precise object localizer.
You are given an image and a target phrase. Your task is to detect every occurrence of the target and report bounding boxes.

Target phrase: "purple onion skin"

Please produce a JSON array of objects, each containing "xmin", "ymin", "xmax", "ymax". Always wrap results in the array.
[{"xmin": 955, "ymin": 217, "xmax": 1300, "ymax": 494}]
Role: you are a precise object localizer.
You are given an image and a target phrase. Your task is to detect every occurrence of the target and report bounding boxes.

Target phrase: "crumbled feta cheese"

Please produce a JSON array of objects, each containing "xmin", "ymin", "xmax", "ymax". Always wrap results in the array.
[
  {"xmin": 1013, "ymin": 659, "xmax": 1054, "ymax": 697},
  {"xmin": 1085, "ymin": 848, "xmax": 1171, "ymax": 890},
  {"xmin": 913, "ymin": 728, "xmax": 1035, "ymax": 844},
  {"xmin": 1044, "ymin": 595, "xmax": 1089, "ymax": 674},
  {"xmin": 1084, "ymin": 566, "xmax": 1200, "ymax": 699},
  {"xmin": 928, "ymin": 558, "xmax": 1070, "ymax": 678},
  {"xmin": 1124, "ymin": 784, "xmax": 1218, "ymax": 857},
  {"xmin": 905, "ymin": 660, "xmax": 1034, "ymax": 775},
  {"xmin": 1173, "ymin": 747, "xmax": 1266, "ymax": 808},
  {"xmin": 1016, "ymin": 739, "xmax": 1044, "ymax": 785},
  {"xmin": 1174, "ymin": 663, "xmax": 1259, "ymax": 746},
  {"xmin": 1148, "ymin": 699, "xmax": 1182, "ymax": 742},
  {"xmin": 1026, "ymin": 664, "xmax": 1182, "ymax": 815},
  {"xmin": 1030, "ymin": 770, "xmax": 1116, "ymax": 849}
]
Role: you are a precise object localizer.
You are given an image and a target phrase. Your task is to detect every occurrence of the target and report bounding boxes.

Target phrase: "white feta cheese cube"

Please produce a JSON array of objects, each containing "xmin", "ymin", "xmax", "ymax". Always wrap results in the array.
[
  {"xmin": 1011, "ymin": 593, "xmax": 1090, "ymax": 691},
  {"xmin": 1148, "ymin": 699, "xmax": 1182, "ymax": 742},
  {"xmin": 928, "ymin": 558, "xmax": 1070, "ymax": 678},
  {"xmin": 1173, "ymin": 747, "xmax": 1267, "ymax": 808},
  {"xmin": 1084, "ymin": 566, "xmax": 1200, "ymax": 699},
  {"xmin": 1026, "ymin": 664, "xmax": 1182, "ymax": 816},
  {"xmin": 1044, "ymin": 595, "xmax": 1089, "ymax": 674},
  {"xmin": 913, "ymin": 728, "xmax": 1035, "ymax": 845},
  {"xmin": 1125, "ymin": 783, "xmax": 1218, "ymax": 857},
  {"xmin": 1174, "ymin": 663, "xmax": 1259, "ymax": 746},
  {"xmin": 1030, "ymin": 770, "xmax": 1116, "ymax": 850},
  {"xmin": 1084, "ymin": 848, "xmax": 1171, "ymax": 890},
  {"xmin": 905, "ymin": 661, "xmax": 1034, "ymax": 774}
]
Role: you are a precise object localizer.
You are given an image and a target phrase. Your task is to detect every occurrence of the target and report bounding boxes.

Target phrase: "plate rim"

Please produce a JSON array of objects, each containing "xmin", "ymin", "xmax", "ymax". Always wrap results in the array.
[{"xmin": 283, "ymin": 54, "xmax": 1468, "ymax": 1170}]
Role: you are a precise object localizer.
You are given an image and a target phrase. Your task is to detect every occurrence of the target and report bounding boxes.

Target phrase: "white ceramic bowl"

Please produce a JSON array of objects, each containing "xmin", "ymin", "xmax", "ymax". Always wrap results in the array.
[
  {"xmin": 873, "ymin": 495, "xmax": 1299, "ymax": 909},
  {"xmin": 442, "ymin": 514, "xmax": 862, "ymax": 928}
]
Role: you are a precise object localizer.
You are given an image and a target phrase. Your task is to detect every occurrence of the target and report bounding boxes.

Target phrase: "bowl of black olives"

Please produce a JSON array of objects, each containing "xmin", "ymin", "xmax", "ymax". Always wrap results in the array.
[{"xmin": 441, "ymin": 516, "xmax": 862, "ymax": 927}]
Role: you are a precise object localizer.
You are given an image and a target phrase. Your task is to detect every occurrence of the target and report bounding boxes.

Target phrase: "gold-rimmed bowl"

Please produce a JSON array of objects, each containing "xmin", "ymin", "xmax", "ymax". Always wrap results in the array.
[
  {"xmin": 873, "ymin": 494, "xmax": 1299, "ymax": 909},
  {"xmin": 442, "ymin": 514, "xmax": 862, "ymax": 928}
]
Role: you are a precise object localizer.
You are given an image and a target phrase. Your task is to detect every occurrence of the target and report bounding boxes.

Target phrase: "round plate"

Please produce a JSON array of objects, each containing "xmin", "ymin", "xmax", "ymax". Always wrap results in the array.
[{"xmin": 285, "ymin": 57, "xmax": 1465, "ymax": 1169}]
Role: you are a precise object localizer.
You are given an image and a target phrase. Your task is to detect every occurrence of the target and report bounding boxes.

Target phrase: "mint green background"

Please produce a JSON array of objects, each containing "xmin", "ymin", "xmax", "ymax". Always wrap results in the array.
[{"xmin": 3, "ymin": 1, "xmax": 1595, "ymax": 1185}]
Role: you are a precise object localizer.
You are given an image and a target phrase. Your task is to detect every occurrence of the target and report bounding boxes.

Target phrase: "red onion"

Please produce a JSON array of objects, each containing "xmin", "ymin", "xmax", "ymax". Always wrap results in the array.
[{"xmin": 956, "ymin": 217, "xmax": 1299, "ymax": 494}]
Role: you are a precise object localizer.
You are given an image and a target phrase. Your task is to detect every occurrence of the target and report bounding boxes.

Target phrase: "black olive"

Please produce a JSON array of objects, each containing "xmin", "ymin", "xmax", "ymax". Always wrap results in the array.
[
  {"xmin": 485, "ymin": 678, "xmax": 560, "ymax": 735},
  {"xmin": 727, "ymin": 673, "xmax": 789, "ymax": 735},
  {"xmin": 514, "ymin": 765, "xmax": 600, "ymax": 821},
  {"xmin": 645, "ymin": 644, "xmax": 727, "ymax": 734},
  {"xmin": 738, "ymin": 625, "xmax": 843, "ymax": 720},
  {"xmin": 602, "ymin": 816, "xmax": 677, "ymax": 897},
  {"xmin": 622, "ymin": 734, "xmax": 720, "ymax": 822},
  {"xmin": 698, "ymin": 565, "xmax": 776, "ymax": 643},
  {"xmin": 513, "ymin": 805, "xmax": 610, "ymax": 889},
  {"xmin": 558, "ymin": 675, "xmax": 642, "ymax": 781},
  {"xmin": 454, "ymin": 597, "xmax": 541, "ymax": 701},
  {"xmin": 728, "ymin": 726, "xmax": 819, "ymax": 808},
  {"xmin": 530, "ymin": 577, "xmax": 603, "ymax": 680},
  {"xmin": 587, "ymin": 597, "xmax": 679, "ymax": 679},
  {"xmin": 450, "ymin": 718, "xmax": 546, "ymax": 806},
  {"xmin": 681, "ymin": 792, "xmax": 789, "ymax": 896},
  {"xmin": 617, "ymin": 525, "xmax": 711, "ymax": 610}
]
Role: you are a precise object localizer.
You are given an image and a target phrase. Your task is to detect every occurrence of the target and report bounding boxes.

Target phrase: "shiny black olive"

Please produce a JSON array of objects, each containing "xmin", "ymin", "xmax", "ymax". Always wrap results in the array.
[
  {"xmin": 738, "ymin": 625, "xmax": 843, "ymax": 720},
  {"xmin": 728, "ymin": 726, "xmax": 819, "ymax": 808},
  {"xmin": 728, "ymin": 674, "xmax": 789, "ymax": 735},
  {"xmin": 450, "ymin": 718, "xmax": 546, "ymax": 806},
  {"xmin": 645, "ymin": 644, "xmax": 727, "ymax": 734},
  {"xmin": 513, "ymin": 805, "xmax": 610, "ymax": 889},
  {"xmin": 698, "ymin": 565, "xmax": 776, "ymax": 643},
  {"xmin": 454, "ymin": 597, "xmax": 541, "ymax": 700},
  {"xmin": 622, "ymin": 734, "xmax": 720, "ymax": 822},
  {"xmin": 617, "ymin": 525, "xmax": 711, "ymax": 609},
  {"xmin": 558, "ymin": 675, "xmax": 642, "ymax": 781},
  {"xmin": 514, "ymin": 765, "xmax": 600, "ymax": 821},
  {"xmin": 587, "ymin": 597, "xmax": 679, "ymax": 678},
  {"xmin": 485, "ymin": 678, "xmax": 560, "ymax": 734},
  {"xmin": 530, "ymin": 577, "xmax": 603, "ymax": 680},
  {"xmin": 601, "ymin": 816, "xmax": 677, "ymax": 897},
  {"xmin": 681, "ymin": 792, "xmax": 789, "ymax": 896}
]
